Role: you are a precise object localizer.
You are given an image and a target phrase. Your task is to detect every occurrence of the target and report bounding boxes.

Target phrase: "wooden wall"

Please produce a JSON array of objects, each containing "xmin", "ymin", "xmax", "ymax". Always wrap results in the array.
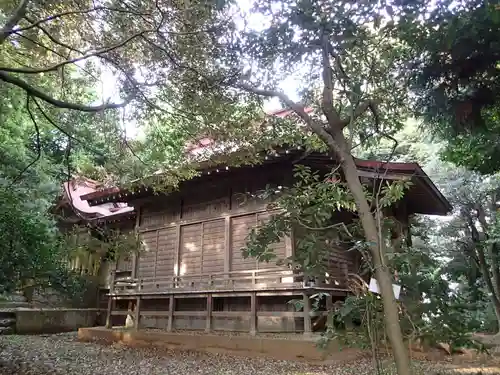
[
  {"xmin": 134, "ymin": 162, "xmax": 364, "ymax": 285},
  {"xmin": 136, "ymin": 164, "xmax": 292, "ymax": 281}
]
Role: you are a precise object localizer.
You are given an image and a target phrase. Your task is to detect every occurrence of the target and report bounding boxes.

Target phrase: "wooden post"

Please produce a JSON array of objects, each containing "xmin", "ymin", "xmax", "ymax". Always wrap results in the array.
[
  {"xmin": 224, "ymin": 216, "xmax": 231, "ymax": 277},
  {"xmin": 303, "ymin": 293, "xmax": 312, "ymax": 336},
  {"xmin": 200, "ymin": 221, "xmax": 205, "ymax": 275},
  {"xmin": 154, "ymin": 230, "xmax": 159, "ymax": 279},
  {"xmin": 250, "ymin": 292, "xmax": 257, "ymax": 336},
  {"xmin": 134, "ymin": 297, "xmax": 141, "ymax": 331},
  {"xmin": 167, "ymin": 294, "xmax": 174, "ymax": 332},
  {"xmin": 132, "ymin": 206, "xmax": 141, "ymax": 279},
  {"xmin": 285, "ymin": 232, "xmax": 293, "ymax": 258},
  {"xmin": 131, "ymin": 252, "xmax": 138, "ymax": 279},
  {"xmin": 174, "ymin": 225, "xmax": 181, "ymax": 284},
  {"xmin": 105, "ymin": 297, "xmax": 113, "ymax": 329},
  {"xmin": 325, "ymin": 293, "xmax": 333, "ymax": 311},
  {"xmin": 205, "ymin": 293, "xmax": 212, "ymax": 332}
]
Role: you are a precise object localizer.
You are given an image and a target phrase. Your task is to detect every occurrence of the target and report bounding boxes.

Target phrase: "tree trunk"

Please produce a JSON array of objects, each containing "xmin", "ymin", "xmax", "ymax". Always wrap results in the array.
[
  {"xmin": 338, "ymin": 143, "xmax": 412, "ymax": 375},
  {"xmin": 476, "ymin": 246, "xmax": 500, "ymax": 333},
  {"xmin": 491, "ymin": 296, "xmax": 500, "ymax": 334},
  {"xmin": 237, "ymin": 75, "xmax": 412, "ymax": 375},
  {"xmin": 466, "ymin": 211, "xmax": 500, "ymax": 333}
]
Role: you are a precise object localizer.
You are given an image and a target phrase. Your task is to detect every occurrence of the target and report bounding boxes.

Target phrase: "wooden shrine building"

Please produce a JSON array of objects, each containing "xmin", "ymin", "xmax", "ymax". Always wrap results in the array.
[
  {"xmin": 80, "ymin": 148, "xmax": 451, "ymax": 334},
  {"xmin": 53, "ymin": 177, "xmax": 137, "ymax": 294}
]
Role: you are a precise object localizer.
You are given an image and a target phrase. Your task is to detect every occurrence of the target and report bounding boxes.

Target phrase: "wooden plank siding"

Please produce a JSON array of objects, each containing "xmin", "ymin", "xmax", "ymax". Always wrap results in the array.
[
  {"xmin": 116, "ymin": 255, "xmax": 132, "ymax": 272},
  {"xmin": 202, "ymin": 219, "xmax": 225, "ymax": 274},
  {"xmin": 230, "ymin": 214, "xmax": 258, "ymax": 272},
  {"xmin": 324, "ymin": 246, "xmax": 357, "ymax": 287},
  {"xmin": 256, "ymin": 211, "xmax": 287, "ymax": 265},
  {"xmin": 137, "ymin": 230, "xmax": 157, "ymax": 279},
  {"xmin": 132, "ymin": 164, "xmax": 354, "ymax": 293},
  {"xmin": 156, "ymin": 227, "xmax": 176, "ymax": 279},
  {"xmin": 179, "ymin": 223, "xmax": 202, "ymax": 276}
]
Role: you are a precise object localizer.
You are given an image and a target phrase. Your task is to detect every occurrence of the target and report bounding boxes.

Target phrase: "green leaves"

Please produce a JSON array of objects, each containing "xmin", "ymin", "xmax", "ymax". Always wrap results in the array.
[
  {"xmin": 373, "ymin": 179, "xmax": 413, "ymax": 208},
  {"xmin": 401, "ymin": 0, "xmax": 500, "ymax": 174},
  {"xmin": 243, "ymin": 164, "xmax": 411, "ymax": 277}
]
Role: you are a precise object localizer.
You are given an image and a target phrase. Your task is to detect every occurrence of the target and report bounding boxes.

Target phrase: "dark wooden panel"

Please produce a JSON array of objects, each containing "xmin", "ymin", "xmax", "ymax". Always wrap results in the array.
[
  {"xmin": 256, "ymin": 212, "xmax": 287, "ymax": 268},
  {"xmin": 140, "ymin": 199, "xmax": 181, "ymax": 229},
  {"xmin": 137, "ymin": 230, "xmax": 157, "ymax": 278},
  {"xmin": 231, "ymin": 214, "xmax": 258, "ymax": 271},
  {"xmin": 155, "ymin": 227, "xmax": 176, "ymax": 278},
  {"xmin": 202, "ymin": 218, "xmax": 225, "ymax": 274},
  {"xmin": 116, "ymin": 255, "xmax": 132, "ymax": 272},
  {"xmin": 182, "ymin": 197, "xmax": 230, "ymax": 220},
  {"xmin": 179, "ymin": 223, "xmax": 202, "ymax": 276}
]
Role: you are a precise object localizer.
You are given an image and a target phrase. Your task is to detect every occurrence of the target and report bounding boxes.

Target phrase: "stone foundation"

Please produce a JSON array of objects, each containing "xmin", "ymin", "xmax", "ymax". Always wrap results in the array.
[
  {"xmin": 0, "ymin": 308, "xmax": 104, "ymax": 334},
  {"xmin": 78, "ymin": 327, "xmax": 366, "ymax": 363}
]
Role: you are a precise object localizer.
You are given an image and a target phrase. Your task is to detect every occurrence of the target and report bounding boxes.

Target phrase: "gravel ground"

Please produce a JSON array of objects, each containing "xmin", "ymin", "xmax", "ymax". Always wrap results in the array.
[{"xmin": 0, "ymin": 333, "xmax": 497, "ymax": 375}]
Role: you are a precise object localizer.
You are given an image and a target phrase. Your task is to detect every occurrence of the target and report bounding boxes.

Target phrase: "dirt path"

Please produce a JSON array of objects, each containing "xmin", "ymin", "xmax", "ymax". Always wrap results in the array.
[{"xmin": 0, "ymin": 333, "xmax": 497, "ymax": 375}]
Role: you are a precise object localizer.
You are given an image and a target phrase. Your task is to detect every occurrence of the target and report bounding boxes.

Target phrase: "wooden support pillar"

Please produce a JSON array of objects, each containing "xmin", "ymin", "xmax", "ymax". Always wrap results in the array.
[
  {"xmin": 250, "ymin": 292, "xmax": 257, "ymax": 336},
  {"xmin": 167, "ymin": 294, "xmax": 174, "ymax": 332},
  {"xmin": 303, "ymin": 293, "xmax": 312, "ymax": 336},
  {"xmin": 205, "ymin": 293, "xmax": 212, "ymax": 332},
  {"xmin": 105, "ymin": 297, "xmax": 113, "ymax": 329},
  {"xmin": 134, "ymin": 297, "xmax": 141, "ymax": 331},
  {"xmin": 132, "ymin": 206, "xmax": 141, "ymax": 279},
  {"xmin": 131, "ymin": 252, "xmax": 138, "ymax": 279},
  {"xmin": 224, "ymin": 216, "xmax": 231, "ymax": 277},
  {"xmin": 174, "ymin": 225, "xmax": 181, "ymax": 284},
  {"xmin": 325, "ymin": 293, "xmax": 333, "ymax": 311}
]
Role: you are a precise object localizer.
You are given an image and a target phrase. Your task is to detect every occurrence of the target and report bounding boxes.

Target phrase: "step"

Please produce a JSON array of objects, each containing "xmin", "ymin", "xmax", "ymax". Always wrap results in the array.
[{"xmin": 0, "ymin": 302, "xmax": 31, "ymax": 309}]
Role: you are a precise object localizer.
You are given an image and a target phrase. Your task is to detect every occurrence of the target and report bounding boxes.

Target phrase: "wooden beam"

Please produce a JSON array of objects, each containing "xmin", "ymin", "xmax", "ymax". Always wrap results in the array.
[
  {"xmin": 285, "ymin": 233, "xmax": 293, "ymax": 258},
  {"xmin": 140, "ymin": 311, "xmax": 170, "ymax": 317},
  {"xmin": 211, "ymin": 311, "xmax": 251, "ymax": 317},
  {"xmin": 173, "ymin": 311, "xmax": 207, "ymax": 317},
  {"xmin": 138, "ymin": 207, "xmax": 281, "ymax": 234},
  {"xmin": 167, "ymin": 294, "xmax": 174, "ymax": 332},
  {"xmin": 110, "ymin": 310, "xmax": 129, "ymax": 316},
  {"xmin": 131, "ymin": 207, "xmax": 141, "ymax": 279},
  {"xmin": 134, "ymin": 297, "xmax": 141, "ymax": 331},
  {"xmin": 131, "ymin": 253, "xmax": 138, "ymax": 279},
  {"xmin": 224, "ymin": 216, "xmax": 231, "ymax": 277},
  {"xmin": 303, "ymin": 293, "xmax": 312, "ymax": 336},
  {"xmin": 200, "ymin": 221, "xmax": 205, "ymax": 275},
  {"xmin": 325, "ymin": 293, "xmax": 333, "ymax": 311},
  {"xmin": 174, "ymin": 224, "xmax": 181, "ymax": 284},
  {"xmin": 154, "ymin": 229, "xmax": 159, "ymax": 278},
  {"xmin": 250, "ymin": 292, "xmax": 257, "ymax": 336},
  {"xmin": 357, "ymin": 170, "xmax": 408, "ymax": 181},
  {"xmin": 205, "ymin": 293, "xmax": 212, "ymax": 332}
]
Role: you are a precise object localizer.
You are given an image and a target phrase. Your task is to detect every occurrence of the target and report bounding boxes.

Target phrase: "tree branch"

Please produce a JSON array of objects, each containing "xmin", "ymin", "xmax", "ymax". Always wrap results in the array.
[
  {"xmin": 0, "ymin": 0, "xmax": 29, "ymax": 44},
  {"xmin": 463, "ymin": 210, "xmax": 500, "ymax": 309},
  {"xmin": 31, "ymin": 97, "xmax": 124, "ymax": 173},
  {"xmin": 0, "ymin": 29, "xmax": 153, "ymax": 74},
  {"xmin": 341, "ymin": 99, "xmax": 382, "ymax": 127},
  {"xmin": 237, "ymin": 82, "xmax": 344, "ymax": 159},
  {"xmin": 10, "ymin": 95, "xmax": 41, "ymax": 186},
  {"xmin": 12, "ymin": 31, "xmax": 99, "ymax": 81},
  {"xmin": 320, "ymin": 35, "xmax": 342, "ymax": 128},
  {"xmin": 0, "ymin": 71, "xmax": 133, "ymax": 112},
  {"xmin": 13, "ymin": 6, "xmax": 153, "ymax": 35}
]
